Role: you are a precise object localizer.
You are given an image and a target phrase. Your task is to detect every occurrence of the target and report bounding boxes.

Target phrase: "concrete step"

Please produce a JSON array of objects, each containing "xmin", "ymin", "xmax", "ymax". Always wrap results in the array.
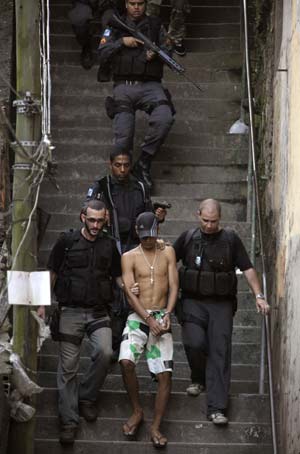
[
  {"xmin": 41, "ymin": 180, "xmax": 248, "ymax": 203},
  {"xmin": 50, "ymin": 114, "xmax": 241, "ymax": 135},
  {"xmin": 41, "ymin": 161, "xmax": 247, "ymax": 184},
  {"xmin": 50, "ymin": 4, "xmax": 240, "ymax": 24},
  {"xmin": 37, "ymin": 369, "xmax": 263, "ymax": 394},
  {"xmin": 47, "ymin": 144, "xmax": 249, "ymax": 165},
  {"xmin": 35, "ymin": 415, "xmax": 271, "ymax": 444},
  {"xmin": 35, "ymin": 439, "xmax": 273, "ymax": 454},
  {"xmin": 50, "ymin": 109, "xmax": 241, "ymax": 136},
  {"xmin": 51, "ymin": 79, "xmax": 241, "ymax": 100},
  {"xmin": 50, "ymin": 20, "xmax": 241, "ymax": 39},
  {"xmin": 38, "ymin": 355, "xmax": 262, "ymax": 381},
  {"xmin": 50, "ymin": 0, "xmax": 240, "ymax": 5},
  {"xmin": 50, "ymin": 33, "xmax": 241, "ymax": 53},
  {"xmin": 49, "ymin": 58, "xmax": 242, "ymax": 83},
  {"xmin": 36, "ymin": 390, "xmax": 270, "ymax": 422},
  {"xmin": 50, "ymin": 50, "xmax": 242, "ymax": 70},
  {"xmin": 38, "ymin": 340, "xmax": 262, "ymax": 377},
  {"xmin": 40, "ymin": 337, "xmax": 261, "ymax": 363},
  {"xmin": 51, "ymin": 127, "xmax": 245, "ymax": 149},
  {"xmin": 50, "ymin": 94, "xmax": 240, "ymax": 118}
]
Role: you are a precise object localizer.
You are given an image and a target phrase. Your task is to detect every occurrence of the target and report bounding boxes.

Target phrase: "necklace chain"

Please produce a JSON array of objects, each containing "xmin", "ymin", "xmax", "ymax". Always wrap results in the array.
[{"xmin": 139, "ymin": 244, "xmax": 158, "ymax": 285}]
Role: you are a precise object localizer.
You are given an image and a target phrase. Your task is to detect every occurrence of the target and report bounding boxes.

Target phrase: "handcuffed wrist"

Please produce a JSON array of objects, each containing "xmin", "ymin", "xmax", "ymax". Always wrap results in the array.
[{"xmin": 144, "ymin": 313, "xmax": 152, "ymax": 322}]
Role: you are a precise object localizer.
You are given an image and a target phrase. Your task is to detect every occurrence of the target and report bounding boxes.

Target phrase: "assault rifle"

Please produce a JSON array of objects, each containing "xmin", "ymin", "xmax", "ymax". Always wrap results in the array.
[{"xmin": 109, "ymin": 14, "xmax": 203, "ymax": 92}]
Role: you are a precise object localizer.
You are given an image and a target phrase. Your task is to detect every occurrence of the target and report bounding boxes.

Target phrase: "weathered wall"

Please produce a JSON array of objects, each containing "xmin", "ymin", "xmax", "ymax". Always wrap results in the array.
[{"xmin": 253, "ymin": 0, "xmax": 300, "ymax": 453}]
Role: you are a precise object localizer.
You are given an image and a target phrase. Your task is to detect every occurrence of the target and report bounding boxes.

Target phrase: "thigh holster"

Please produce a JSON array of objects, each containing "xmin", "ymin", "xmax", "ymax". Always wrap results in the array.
[
  {"xmin": 142, "ymin": 88, "xmax": 176, "ymax": 116},
  {"xmin": 105, "ymin": 96, "xmax": 134, "ymax": 119}
]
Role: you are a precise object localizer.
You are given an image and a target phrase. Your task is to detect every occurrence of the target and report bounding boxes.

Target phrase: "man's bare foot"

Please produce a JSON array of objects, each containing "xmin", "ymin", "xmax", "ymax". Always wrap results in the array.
[
  {"xmin": 150, "ymin": 427, "xmax": 168, "ymax": 449},
  {"xmin": 122, "ymin": 409, "xmax": 144, "ymax": 440}
]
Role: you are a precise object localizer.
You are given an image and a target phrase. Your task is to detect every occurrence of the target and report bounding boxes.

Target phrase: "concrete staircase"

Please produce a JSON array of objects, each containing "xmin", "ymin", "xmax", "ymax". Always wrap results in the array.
[{"xmin": 36, "ymin": 0, "xmax": 272, "ymax": 452}]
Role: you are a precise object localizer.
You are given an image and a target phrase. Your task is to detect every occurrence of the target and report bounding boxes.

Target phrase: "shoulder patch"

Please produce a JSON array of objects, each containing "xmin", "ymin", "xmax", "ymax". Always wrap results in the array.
[
  {"xmin": 87, "ymin": 188, "xmax": 93, "ymax": 197},
  {"xmin": 103, "ymin": 28, "xmax": 111, "ymax": 37}
]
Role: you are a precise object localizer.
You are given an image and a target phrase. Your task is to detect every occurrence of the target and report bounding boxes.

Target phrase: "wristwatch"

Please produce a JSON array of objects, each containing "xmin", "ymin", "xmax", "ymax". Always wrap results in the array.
[{"xmin": 255, "ymin": 293, "xmax": 265, "ymax": 299}]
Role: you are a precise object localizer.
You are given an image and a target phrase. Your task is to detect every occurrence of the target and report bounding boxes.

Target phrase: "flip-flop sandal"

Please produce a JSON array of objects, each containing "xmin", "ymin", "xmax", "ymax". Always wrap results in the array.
[
  {"xmin": 151, "ymin": 433, "xmax": 168, "ymax": 449},
  {"xmin": 122, "ymin": 417, "xmax": 143, "ymax": 440}
]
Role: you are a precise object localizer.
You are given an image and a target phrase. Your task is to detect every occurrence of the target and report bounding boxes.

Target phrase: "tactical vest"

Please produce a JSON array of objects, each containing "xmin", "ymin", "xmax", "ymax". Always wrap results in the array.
[
  {"xmin": 179, "ymin": 228, "xmax": 238, "ymax": 299},
  {"xmin": 54, "ymin": 230, "xmax": 114, "ymax": 308},
  {"xmin": 112, "ymin": 16, "xmax": 164, "ymax": 81},
  {"xmin": 90, "ymin": 175, "xmax": 150, "ymax": 251}
]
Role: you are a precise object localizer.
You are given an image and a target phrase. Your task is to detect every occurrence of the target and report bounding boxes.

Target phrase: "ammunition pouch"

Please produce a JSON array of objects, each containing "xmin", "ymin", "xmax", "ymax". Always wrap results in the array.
[
  {"xmin": 105, "ymin": 96, "xmax": 134, "ymax": 119},
  {"xmin": 49, "ymin": 307, "xmax": 61, "ymax": 342},
  {"xmin": 98, "ymin": 279, "xmax": 113, "ymax": 303},
  {"xmin": 179, "ymin": 267, "xmax": 237, "ymax": 298},
  {"xmin": 97, "ymin": 62, "xmax": 112, "ymax": 82}
]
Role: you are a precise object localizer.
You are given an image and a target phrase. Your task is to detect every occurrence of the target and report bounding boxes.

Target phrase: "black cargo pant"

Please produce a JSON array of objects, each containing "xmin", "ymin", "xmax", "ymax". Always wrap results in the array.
[
  {"xmin": 112, "ymin": 81, "xmax": 174, "ymax": 157},
  {"xmin": 69, "ymin": 1, "xmax": 113, "ymax": 47},
  {"xmin": 181, "ymin": 297, "xmax": 233, "ymax": 415}
]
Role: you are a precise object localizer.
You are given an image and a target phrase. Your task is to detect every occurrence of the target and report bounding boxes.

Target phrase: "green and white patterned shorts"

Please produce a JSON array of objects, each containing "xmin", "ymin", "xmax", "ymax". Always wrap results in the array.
[{"xmin": 119, "ymin": 311, "xmax": 174, "ymax": 375}]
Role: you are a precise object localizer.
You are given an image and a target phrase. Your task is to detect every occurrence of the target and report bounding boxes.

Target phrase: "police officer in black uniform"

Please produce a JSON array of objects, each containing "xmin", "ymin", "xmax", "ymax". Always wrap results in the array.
[
  {"xmin": 86, "ymin": 149, "xmax": 166, "ymax": 358},
  {"xmin": 98, "ymin": 0, "xmax": 174, "ymax": 189},
  {"xmin": 69, "ymin": 0, "xmax": 124, "ymax": 69},
  {"xmin": 46, "ymin": 200, "xmax": 121, "ymax": 444},
  {"xmin": 173, "ymin": 199, "xmax": 270, "ymax": 425}
]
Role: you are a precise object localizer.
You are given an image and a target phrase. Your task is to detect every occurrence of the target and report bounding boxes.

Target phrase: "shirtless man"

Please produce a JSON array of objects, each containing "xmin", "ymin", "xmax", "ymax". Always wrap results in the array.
[{"xmin": 119, "ymin": 211, "xmax": 179, "ymax": 449}]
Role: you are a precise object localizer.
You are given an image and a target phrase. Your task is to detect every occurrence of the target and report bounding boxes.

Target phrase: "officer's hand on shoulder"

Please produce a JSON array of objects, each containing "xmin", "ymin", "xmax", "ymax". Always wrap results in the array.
[
  {"xmin": 122, "ymin": 36, "xmax": 144, "ymax": 47},
  {"xmin": 156, "ymin": 239, "xmax": 172, "ymax": 251}
]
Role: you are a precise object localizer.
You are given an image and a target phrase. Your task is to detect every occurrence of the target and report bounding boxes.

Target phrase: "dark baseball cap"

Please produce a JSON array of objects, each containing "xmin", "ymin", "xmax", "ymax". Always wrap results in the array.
[{"xmin": 136, "ymin": 212, "xmax": 158, "ymax": 239}]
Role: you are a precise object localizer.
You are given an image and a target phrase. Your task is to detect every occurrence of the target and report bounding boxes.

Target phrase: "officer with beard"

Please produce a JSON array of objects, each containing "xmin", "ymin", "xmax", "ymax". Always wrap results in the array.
[
  {"xmin": 173, "ymin": 198, "xmax": 270, "ymax": 425},
  {"xmin": 45, "ymin": 199, "xmax": 121, "ymax": 444}
]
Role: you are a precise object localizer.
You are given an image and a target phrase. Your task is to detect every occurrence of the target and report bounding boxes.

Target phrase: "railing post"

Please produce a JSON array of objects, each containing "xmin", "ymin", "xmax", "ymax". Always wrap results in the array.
[{"xmin": 241, "ymin": 1, "xmax": 278, "ymax": 453}]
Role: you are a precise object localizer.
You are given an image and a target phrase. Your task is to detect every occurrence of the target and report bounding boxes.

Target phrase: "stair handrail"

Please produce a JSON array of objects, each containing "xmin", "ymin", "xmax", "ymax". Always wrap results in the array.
[{"xmin": 241, "ymin": 1, "xmax": 278, "ymax": 453}]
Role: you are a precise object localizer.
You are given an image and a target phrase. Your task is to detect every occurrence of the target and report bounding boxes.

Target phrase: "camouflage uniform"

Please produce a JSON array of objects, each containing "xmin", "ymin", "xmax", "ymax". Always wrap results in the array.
[{"xmin": 146, "ymin": 0, "xmax": 190, "ymax": 43}]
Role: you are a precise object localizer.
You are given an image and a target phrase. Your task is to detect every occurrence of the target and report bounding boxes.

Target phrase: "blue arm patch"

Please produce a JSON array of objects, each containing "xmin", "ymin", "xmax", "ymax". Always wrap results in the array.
[{"xmin": 103, "ymin": 28, "xmax": 111, "ymax": 37}]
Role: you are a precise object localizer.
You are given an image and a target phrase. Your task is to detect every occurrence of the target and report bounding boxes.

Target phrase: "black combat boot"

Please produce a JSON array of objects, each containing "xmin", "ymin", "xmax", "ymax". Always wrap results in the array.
[
  {"xmin": 59, "ymin": 425, "xmax": 77, "ymax": 444},
  {"xmin": 79, "ymin": 400, "xmax": 98, "ymax": 422},
  {"xmin": 174, "ymin": 40, "xmax": 186, "ymax": 56},
  {"xmin": 132, "ymin": 153, "xmax": 153, "ymax": 190},
  {"xmin": 80, "ymin": 43, "xmax": 95, "ymax": 70}
]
